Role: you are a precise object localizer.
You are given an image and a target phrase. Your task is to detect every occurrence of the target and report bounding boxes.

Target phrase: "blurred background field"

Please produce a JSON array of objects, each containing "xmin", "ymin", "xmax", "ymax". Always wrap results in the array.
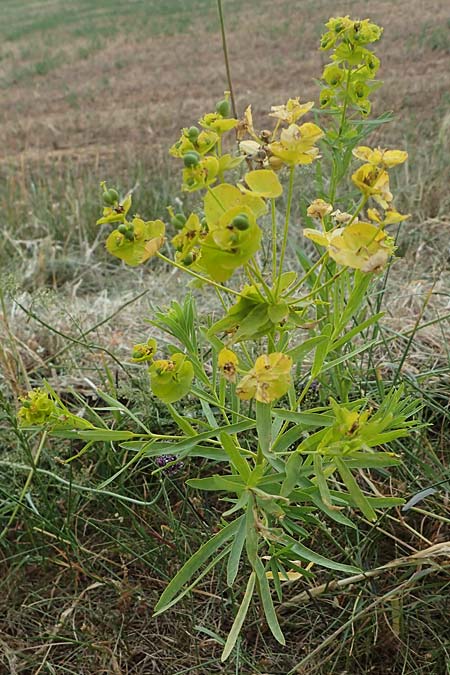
[{"xmin": 0, "ymin": 1, "xmax": 449, "ymax": 673}]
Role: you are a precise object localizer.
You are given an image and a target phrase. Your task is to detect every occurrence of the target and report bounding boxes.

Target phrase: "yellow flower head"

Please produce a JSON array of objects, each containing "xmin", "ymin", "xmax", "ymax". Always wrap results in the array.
[
  {"xmin": 353, "ymin": 146, "xmax": 408, "ymax": 169},
  {"xmin": 307, "ymin": 199, "xmax": 333, "ymax": 220},
  {"xmin": 149, "ymin": 353, "xmax": 194, "ymax": 403},
  {"xmin": 236, "ymin": 353, "xmax": 292, "ymax": 404},
  {"xmin": 218, "ymin": 347, "xmax": 239, "ymax": 382},
  {"xmin": 236, "ymin": 105, "xmax": 258, "ymax": 141},
  {"xmin": 131, "ymin": 338, "xmax": 158, "ymax": 363},
  {"xmin": 169, "ymin": 129, "xmax": 218, "ymax": 158},
  {"xmin": 268, "ymin": 122, "xmax": 324, "ymax": 166},
  {"xmin": 97, "ymin": 191, "xmax": 132, "ymax": 225},
  {"xmin": 105, "ymin": 218, "xmax": 165, "ymax": 266},
  {"xmin": 269, "ymin": 98, "xmax": 314, "ymax": 125},
  {"xmin": 304, "ymin": 221, "xmax": 395, "ymax": 273},
  {"xmin": 182, "ymin": 156, "xmax": 220, "ymax": 192},
  {"xmin": 199, "ymin": 112, "xmax": 238, "ymax": 135},
  {"xmin": 171, "ymin": 213, "xmax": 203, "ymax": 259},
  {"xmin": 367, "ymin": 207, "xmax": 410, "ymax": 226},
  {"xmin": 352, "ymin": 164, "xmax": 393, "ymax": 208},
  {"xmin": 331, "ymin": 210, "xmax": 356, "ymax": 225},
  {"xmin": 18, "ymin": 388, "xmax": 57, "ymax": 426}
]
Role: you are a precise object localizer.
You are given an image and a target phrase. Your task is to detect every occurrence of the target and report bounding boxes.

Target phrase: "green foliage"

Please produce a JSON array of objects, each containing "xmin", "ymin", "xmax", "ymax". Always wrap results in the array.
[{"xmin": 14, "ymin": 13, "xmax": 427, "ymax": 662}]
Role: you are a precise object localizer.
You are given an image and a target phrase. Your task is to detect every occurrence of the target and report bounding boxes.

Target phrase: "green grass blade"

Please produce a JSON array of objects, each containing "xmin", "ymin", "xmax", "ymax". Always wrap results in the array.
[{"xmin": 221, "ymin": 571, "xmax": 256, "ymax": 662}]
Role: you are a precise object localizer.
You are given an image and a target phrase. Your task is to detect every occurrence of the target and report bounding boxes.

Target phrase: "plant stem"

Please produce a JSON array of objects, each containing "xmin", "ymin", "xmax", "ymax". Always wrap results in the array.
[
  {"xmin": 271, "ymin": 198, "xmax": 277, "ymax": 282},
  {"xmin": 217, "ymin": 0, "xmax": 238, "ymax": 119},
  {"xmin": 276, "ymin": 165, "xmax": 295, "ymax": 298},
  {"xmin": 0, "ymin": 430, "xmax": 47, "ymax": 540},
  {"xmin": 157, "ymin": 252, "xmax": 242, "ymax": 298}
]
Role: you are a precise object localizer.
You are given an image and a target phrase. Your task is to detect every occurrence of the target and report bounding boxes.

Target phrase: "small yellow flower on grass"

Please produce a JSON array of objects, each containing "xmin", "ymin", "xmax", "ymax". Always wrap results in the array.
[
  {"xmin": 269, "ymin": 98, "xmax": 314, "ymax": 125},
  {"xmin": 236, "ymin": 353, "xmax": 292, "ymax": 404},
  {"xmin": 182, "ymin": 156, "xmax": 220, "ymax": 192},
  {"xmin": 131, "ymin": 338, "xmax": 158, "ymax": 363},
  {"xmin": 18, "ymin": 388, "xmax": 56, "ymax": 426},
  {"xmin": 218, "ymin": 347, "xmax": 239, "ymax": 382},
  {"xmin": 307, "ymin": 199, "xmax": 333, "ymax": 219}
]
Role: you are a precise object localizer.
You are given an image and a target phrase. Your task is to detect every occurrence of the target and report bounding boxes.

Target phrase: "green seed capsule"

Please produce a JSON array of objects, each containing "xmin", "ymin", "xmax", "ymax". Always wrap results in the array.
[
  {"xmin": 188, "ymin": 126, "xmax": 199, "ymax": 141},
  {"xmin": 182, "ymin": 253, "xmax": 194, "ymax": 266},
  {"xmin": 124, "ymin": 228, "xmax": 135, "ymax": 241},
  {"xmin": 216, "ymin": 99, "xmax": 230, "ymax": 117},
  {"xmin": 183, "ymin": 151, "xmax": 200, "ymax": 168},
  {"xmin": 232, "ymin": 213, "xmax": 250, "ymax": 231},
  {"xmin": 117, "ymin": 224, "xmax": 128, "ymax": 234},
  {"xmin": 175, "ymin": 213, "xmax": 186, "ymax": 225},
  {"xmin": 103, "ymin": 191, "xmax": 114, "ymax": 205},
  {"xmin": 171, "ymin": 216, "xmax": 185, "ymax": 230},
  {"xmin": 108, "ymin": 188, "xmax": 119, "ymax": 203}
]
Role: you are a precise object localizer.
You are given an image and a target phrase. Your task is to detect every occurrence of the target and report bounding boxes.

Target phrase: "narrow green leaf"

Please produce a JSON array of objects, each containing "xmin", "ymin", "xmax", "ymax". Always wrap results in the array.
[
  {"xmin": 313, "ymin": 454, "xmax": 332, "ymax": 508},
  {"xmin": 311, "ymin": 325, "xmax": 332, "ymax": 377},
  {"xmin": 154, "ymin": 518, "xmax": 241, "ymax": 615},
  {"xmin": 331, "ymin": 312, "xmax": 384, "ymax": 351},
  {"xmin": 77, "ymin": 429, "xmax": 140, "ymax": 441},
  {"xmin": 186, "ymin": 475, "xmax": 245, "ymax": 493},
  {"xmin": 221, "ymin": 572, "xmax": 256, "ymax": 662},
  {"xmin": 256, "ymin": 401, "xmax": 272, "ymax": 458},
  {"xmin": 254, "ymin": 557, "xmax": 285, "ymax": 645},
  {"xmin": 220, "ymin": 433, "xmax": 251, "ymax": 481},
  {"xmin": 245, "ymin": 494, "xmax": 258, "ymax": 566},
  {"xmin": 285, "ymin": 535, "xmax": 360, "ymax": 574},
  {"xmin": 281, "ymin": 452, "xmax": 303, "ymax": 497},
  {"xmin": 166, "ymin": 403, "xmax": 197, "ymax": 436},
  {"xmin": 227, "ymin": 515, "xmax": 247, "ymax": 586},
  {"xmin": 287, "ymin": 335, "xmax": 327, "ymax": 364},
  {"xmin": 334, "ymin": 457, "xmax": 377, "ymax": 521}
]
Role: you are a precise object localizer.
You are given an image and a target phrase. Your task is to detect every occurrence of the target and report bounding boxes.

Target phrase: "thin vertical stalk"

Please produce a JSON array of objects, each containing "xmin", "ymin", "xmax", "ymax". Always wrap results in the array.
[
  {"xmin": 275, "ymin": 165, "xmax": 295, "ymax": 297},
  {"xmin": 217, "ymin": 0, "xmax": 238, "ymax": 119}
]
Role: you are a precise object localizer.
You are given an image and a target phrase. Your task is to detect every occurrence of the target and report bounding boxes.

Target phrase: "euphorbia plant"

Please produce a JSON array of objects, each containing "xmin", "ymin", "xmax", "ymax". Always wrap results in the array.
[{"xmin": 19, "ymin": 16, "xmax": 419, "ymax": 659}]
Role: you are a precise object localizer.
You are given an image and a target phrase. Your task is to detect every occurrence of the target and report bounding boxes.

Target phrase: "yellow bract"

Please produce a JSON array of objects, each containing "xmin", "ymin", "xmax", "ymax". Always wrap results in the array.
[
  {"xmin": 269, "ymin": 122, "xmax": 324, "ymax": 166},
  {"xmin": 353, "ymin": 146, "xmax": 408, "ymax": 168},
  {"xmin": 199, "ymin": 112, "xmax": 238, "ymax": 134},
  {"xmin": 242, "ymin": 169, "xmax": 283, "ymax": 198},
  {"xmin": 307, "ymin": 199, "xmax": 333, "ymax": 219},
  {"xmin": 218, "ymin": 347, "xmax": 239, "ymax": 382},
  {"xmin": 105, "ymin": 218, "xmax": 165, "ymax": 266},
  {"xmin": 97, "ymin": 193, "xmax": 132, "ymax": 225},
  {"xmin": 131, "ymin": 338, "xmax": 158, "ymax": 363},
  {"xmin": 204, "ymin": 184, "xmax": 266, "ymax": 230},
  {"xmin": 18, "ymin": 388, "xmax": 56, "ymax": 426},
  {"xmin": 304, "ymin": 221, "xmax": 395, "ymax": 272},
  {"xmin": 269, "ymin": 98, "xmax": 314, "ymax": 125},
  {"xmin": 351, "ymin": 164, "xmax": 393, "ymax": 208},
  {"xmin": 367, "ymin": 207, "xmax": 410, "ymax": 226},
  {"xmin": 182, "ymin": 156, "xmax": 220, "ymax": 192},
  {"xmin": 236, "ymin": 353, "xmax": 292, "ymax": 404}
]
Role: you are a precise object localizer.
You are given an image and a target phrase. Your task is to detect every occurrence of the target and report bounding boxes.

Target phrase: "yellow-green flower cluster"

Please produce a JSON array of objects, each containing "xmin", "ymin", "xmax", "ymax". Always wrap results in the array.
[
  {"xmin": 18, "ymin": 388, "xmax": 57, "ymax": 426},
  {"xmin": 97, "ymin": 183, "xmax": 166, "ymax": 267},
  {"xmin": 303, "ymin": 144, "xmax": 409, "ymax": 273},
  {"xmin": 237, "ymin": 97, "xmax": 324, "ymax": 171},
  {"xmin": 319, "ymin": 16, "xmax": 382, "ymax": 117},
  {"xmin": 130, "ymin": 338, "xmax": 194, "ymax": 404}
]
